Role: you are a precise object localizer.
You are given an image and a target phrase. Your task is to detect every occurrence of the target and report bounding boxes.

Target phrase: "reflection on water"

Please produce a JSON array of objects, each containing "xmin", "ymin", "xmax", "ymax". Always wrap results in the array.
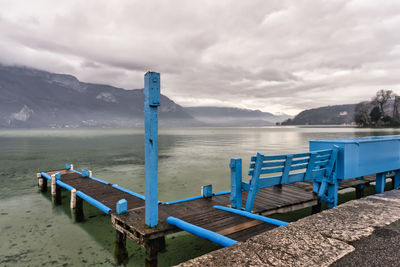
[{"xmin": 1, "ymin": 127, "xmax": 400, "ymax": 266}]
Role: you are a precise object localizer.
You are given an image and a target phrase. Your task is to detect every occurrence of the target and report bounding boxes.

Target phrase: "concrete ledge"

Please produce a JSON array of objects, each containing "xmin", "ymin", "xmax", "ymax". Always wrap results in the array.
[{"xmin": 178, "ymin": 190, "xmax": 400, "ymax": 267}]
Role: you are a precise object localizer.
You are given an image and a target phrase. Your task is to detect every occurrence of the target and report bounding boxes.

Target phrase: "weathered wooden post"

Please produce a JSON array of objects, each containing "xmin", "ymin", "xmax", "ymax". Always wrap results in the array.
[
  {"xmin": 70, "ymin": 189, "xmax": 84, "ymax": 222},
  {"xmin": 37, "ymin": 173, "xmax": 47, "ymax": 192},
  {"xmin": 144, "ymin": 72, "xmax": 160, "ymax": 228},
  {"xmin": 114, "ymin": 231, "xmax": 129, "ymax": 265},
  {"xmin": 51, "ymin": 173, "xmax": 62, "ymax": 205}
]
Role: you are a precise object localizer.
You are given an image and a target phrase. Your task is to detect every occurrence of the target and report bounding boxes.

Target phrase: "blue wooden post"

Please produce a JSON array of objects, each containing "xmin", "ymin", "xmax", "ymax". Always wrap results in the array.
[
  {"xmin": 116, "ymin": 199, "xmax": 127, "ymax": 215},
  {"xmin": 394, "ymin": 170, "xmax": 400, "ymax": 189},
  {"xmin": 327, "ymin": 182, "xmax": 338, "ymax": 209},
  {"xmin": 230, "ymin": 158, "xmax": 242, "ymax": 209},
  {"xmin": 144, "ymin": 72, "xmax": 160, "ymax": 227},
  {"xmin": 245, "ymin": 153, "xmax": 263, "ymax": 212},
  {"xmin": 375, "ymin": 172, "xmax": 386, "ymax": 194},
  {"xmin": 201, "ymin": 185, "xmax": 213, "ymax": 198}
]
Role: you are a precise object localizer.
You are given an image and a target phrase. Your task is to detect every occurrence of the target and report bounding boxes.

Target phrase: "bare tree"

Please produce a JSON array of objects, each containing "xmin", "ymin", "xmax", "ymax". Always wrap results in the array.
[
  {"xmin": 373, "ymin": 89, "xmax": 394, "ymax": 117},
  {"xmin": 393, "ymin": 95, "xmax": 400, "ymax": 119},
  {"xmin": 354, "ymin": 102, "xmax": 371, "ymax": 127}
]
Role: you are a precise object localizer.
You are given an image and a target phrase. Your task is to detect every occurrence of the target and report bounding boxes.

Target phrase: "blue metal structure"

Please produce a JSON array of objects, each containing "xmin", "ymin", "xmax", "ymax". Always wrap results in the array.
[
  {"xmin": 166, "ymin": 216, "xmax": 238, "ymax": 247},
  {"xmin": 213, "ymin": 206, "xmax": 289, "ymax": 226},
  {"xmin": 230, "ymin": 147, "xmax": 340, "ymax": 211},
  {"xmin": 144, "ymin": 72, "xmax": 160, "ymax": 227},
  {"xmin": 310, "ymin": 135, "xmax": 400, "ymax": 193}
]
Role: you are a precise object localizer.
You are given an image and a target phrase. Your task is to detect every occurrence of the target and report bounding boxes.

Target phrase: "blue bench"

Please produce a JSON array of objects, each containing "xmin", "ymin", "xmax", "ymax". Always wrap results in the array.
[{"xmin": 230, "ymin": 146, "xmax": 340, "ymax": 212}]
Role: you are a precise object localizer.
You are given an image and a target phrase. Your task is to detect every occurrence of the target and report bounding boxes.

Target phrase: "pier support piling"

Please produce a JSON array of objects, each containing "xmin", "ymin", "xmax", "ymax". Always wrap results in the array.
[
  {"xmin": 51, "ymin": 174, "xmax": 62, "ymax": 205},
  {"xmin": 37, "ymin": 173, "xmax": 47, "ymax": 192},
  {"xmin": 70, "ymin": 189, "xmax": 77, "ymax": 209},
  {"xmin": 71, "ymin": 194, "xmax": 84, "ymax": 222},
  {"xmin": 114, "ymin": 230, "xmax": 128, "ymax": 265},
  {"xmin": 145, "ymin": 238, "xmax": 162, "ymax": 267},
  {"xmin": 355, "ymin": 185, "xmax": 365, "ymax": 199},
  {"xmin": 311, "ymin": 202, "xmax": 322, "ymax": 214}
]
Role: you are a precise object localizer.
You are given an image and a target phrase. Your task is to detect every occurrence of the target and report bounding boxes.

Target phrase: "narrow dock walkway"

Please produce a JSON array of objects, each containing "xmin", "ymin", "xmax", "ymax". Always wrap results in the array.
[
  {"xmin": 38, "ymin": 167, "xmax": 391, "ymax": 266},
  {"xmin": 40, "ymin": 169, "xmax": 145, "ymax": 214}
]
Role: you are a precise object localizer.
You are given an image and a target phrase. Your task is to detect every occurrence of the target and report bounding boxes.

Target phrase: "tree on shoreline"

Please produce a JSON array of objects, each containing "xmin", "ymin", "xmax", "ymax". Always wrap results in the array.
[{"xmin": 354, "ymin": 89, "xmax": 399, "ymax": 127}]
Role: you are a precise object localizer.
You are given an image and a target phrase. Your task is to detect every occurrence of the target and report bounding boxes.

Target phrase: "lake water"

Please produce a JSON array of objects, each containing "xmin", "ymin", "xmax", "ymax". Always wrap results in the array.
[{"xmin": 1, "ymin": 127, "xmax": 400, "ymax": 266}]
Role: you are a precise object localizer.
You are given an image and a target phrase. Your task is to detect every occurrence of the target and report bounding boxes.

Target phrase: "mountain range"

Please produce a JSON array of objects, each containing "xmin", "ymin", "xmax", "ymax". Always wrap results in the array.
[{"xmin": 0, "ymin": 65, "xmax": 289, "ymax": 128}]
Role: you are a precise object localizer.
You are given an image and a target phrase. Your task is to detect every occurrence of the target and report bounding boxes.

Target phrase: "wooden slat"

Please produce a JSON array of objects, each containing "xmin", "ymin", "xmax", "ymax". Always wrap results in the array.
[
  {"xmin": 216, "ymin": 220, "xmax": 264, "ymax": 236},
  {"xmin": 291, "ymin": 158, "xmax": 309, "ymax": 165}
]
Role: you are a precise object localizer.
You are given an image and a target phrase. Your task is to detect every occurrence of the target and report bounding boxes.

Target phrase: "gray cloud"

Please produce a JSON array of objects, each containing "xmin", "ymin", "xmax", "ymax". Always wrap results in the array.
[{"xmin": 0, "ymin": 0, "xmax": 399, "ymax": 115}]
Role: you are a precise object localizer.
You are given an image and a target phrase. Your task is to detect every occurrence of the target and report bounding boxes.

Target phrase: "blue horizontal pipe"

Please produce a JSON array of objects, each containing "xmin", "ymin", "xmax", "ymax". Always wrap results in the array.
[
  {"xmin": 89, "ymin": 176, "xmax": 110, "ymax": 185},
  {"xmin": 213, "ymin": 205, "xmax": 289, "ymax": 227},
  {"xmin": 56, "ymin": 180, "xmax": 75, "ymax": 192},
  {"xmin": 167, "ymin": 216, "xmax": 238, "ymax": 247},
  {"xmin": 165, "ymin": 195, "xmax": 203, "ymax": 205},
  {"xmin": 70, "ymin": 168, "xmax": 110, "ymax": 185},
  {"xmin": 71, "ymin": 169, "xmax": 82, "ymax": 175},
  {"xmin": 214, "ymin": 190, "xmax": 231, "ymax": 196},
  {"xmin": 76, "ymin": 191, "xmax": 112, "ymax": 214},
  {"xmin": 112, "ymin": 184, "xmax": 145, "ymax": 200},
  {"xmin": 41, "ymin": 172, "xmax": 52, "ymax": 180},
  {"xmin": 165, "ymin": 190, "xmax": 232, "ymax": 205}
]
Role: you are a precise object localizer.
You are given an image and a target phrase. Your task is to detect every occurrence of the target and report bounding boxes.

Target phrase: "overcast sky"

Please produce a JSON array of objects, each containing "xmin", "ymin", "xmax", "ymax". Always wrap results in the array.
[{"xmin": 1, "ymin": 0, "xmax": 399, "ymax": 115}]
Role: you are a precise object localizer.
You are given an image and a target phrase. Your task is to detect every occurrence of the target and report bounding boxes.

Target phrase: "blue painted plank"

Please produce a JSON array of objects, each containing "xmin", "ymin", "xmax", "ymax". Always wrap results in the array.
[
  {"xmin": 314, "ymin": 160, "xmax": 329, "ymax": 167},
  {"xmin": 245, "ymin": 153, "xmax": 263, "ymax": 212},
  {"xmin": 281, "ymin": 155, "xmax": 293, "ymax": 184},
  {"xmin": 290, "ymin": 163, "xmax": 308, "ymax": 171},
  {"xmin": 291, "ymin": 158, "xmax": 309, "ymax": 165},
  {"xmin": 305, "ymin": 153, "xmax": 318, "ymax": 180},
  {"xmin": 250, "ymin": 160, "xmax": 285, "ymax": 169},
  {"xmin": 144, "ymin": 71, "xmax": 160, "ymax": 227}
]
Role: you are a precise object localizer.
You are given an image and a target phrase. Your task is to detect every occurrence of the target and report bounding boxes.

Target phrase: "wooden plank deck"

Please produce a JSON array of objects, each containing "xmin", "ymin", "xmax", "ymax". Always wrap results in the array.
[
  {"xmin": 45, "ymin": 169, "xmax": 145, "ymax": 212},
  {"xmin": 42, "ymin": 169, "xmax": 392, "ymax": 248}
]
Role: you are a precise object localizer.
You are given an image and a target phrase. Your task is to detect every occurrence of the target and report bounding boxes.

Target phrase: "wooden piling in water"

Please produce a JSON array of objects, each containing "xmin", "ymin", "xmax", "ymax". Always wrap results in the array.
[
  {"xmin": 51, "ymin": 174, "xmax": 61, "ymax": 205},
  {"xmin": 145, "ymin": 238, "xmax": 162, "ymax": 267},
  {"xmin": 114, "ymin": 230, "xmax": 128, "ymax": 265},
  {"xmin": 37, "ymin": 173, "xmax": 47, "ymax": 192},
  {"xmin": 71, "ymin": 190, "xmax": 84, "ymax": 222},
  {"xmin": 70, "ymin": 189, "xmax": 77, "ymax": 209}
]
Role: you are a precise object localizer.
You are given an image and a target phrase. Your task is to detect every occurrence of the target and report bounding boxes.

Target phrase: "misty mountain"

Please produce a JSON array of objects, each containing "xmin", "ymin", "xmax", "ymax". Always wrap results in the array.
[
  {"xmin": 0, "ymin": 65, "xmax": 198, "ymax": 128},
  {"xmin": 186, "ymin": 106, "xmax": 291, "ymax": 126},
  {"xmin": 281, "ymin": 104, "xmax": 356, "ymax": 125}
]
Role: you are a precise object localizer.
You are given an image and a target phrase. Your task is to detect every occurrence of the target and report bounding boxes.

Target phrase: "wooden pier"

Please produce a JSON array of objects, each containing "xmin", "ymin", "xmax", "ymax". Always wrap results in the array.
[
  {"xmin": 35, "ymin": 72, "xmax": 400, "ymax": 266},
  {"xmin": 38, "ymin": 167, "xmax": 387, "ymax": 266}
]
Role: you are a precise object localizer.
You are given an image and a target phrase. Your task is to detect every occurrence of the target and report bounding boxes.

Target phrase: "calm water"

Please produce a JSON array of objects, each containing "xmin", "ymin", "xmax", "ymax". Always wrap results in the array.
[{"xmin": 1, "ymin": 127, "xmax": 400, "ymax": 266}]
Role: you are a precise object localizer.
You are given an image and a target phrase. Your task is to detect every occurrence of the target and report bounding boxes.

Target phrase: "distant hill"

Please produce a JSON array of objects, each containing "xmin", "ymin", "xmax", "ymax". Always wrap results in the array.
[
  {"xmin": 281, "ymin": 104, "xmax": 356, "ymax": 125},
  {"xmin": 186, "ymin": 106, "xmax": 291, "ymax": 126},
  {"xmin": 0, "ymin": 65, "xmax": 198, "ymax": 128}
]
